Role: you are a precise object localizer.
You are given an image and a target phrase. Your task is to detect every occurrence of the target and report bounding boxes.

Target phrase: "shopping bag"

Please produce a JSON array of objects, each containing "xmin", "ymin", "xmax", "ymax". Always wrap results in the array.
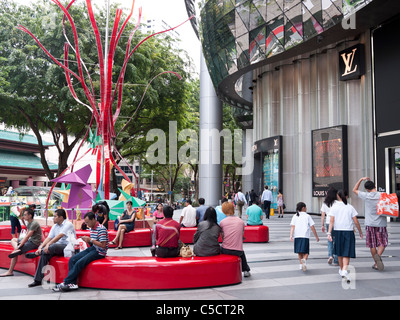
[
  {"xmin": 270, "ymin": 208, "xmax": 274, "ymax": 216},
  {"xmin": 63, "ymin": 231, "xmax": 77, "ymax": 257},
  {"xmin": 76, "ymin": 238, "xmax": 88, "ymax": 252},
  {"xmin": 377, "ymin": 193, "xmax": 399, "ymax": 217},
  {"xmin": 18, "ymin": 229, "xmax": 27, "ymax": 241}
]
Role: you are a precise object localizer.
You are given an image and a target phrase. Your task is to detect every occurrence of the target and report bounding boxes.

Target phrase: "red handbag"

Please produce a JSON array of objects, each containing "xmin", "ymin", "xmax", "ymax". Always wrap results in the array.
[{"xmin": 377, "ymin": 193, "xmax": 399, "ymax": 217}]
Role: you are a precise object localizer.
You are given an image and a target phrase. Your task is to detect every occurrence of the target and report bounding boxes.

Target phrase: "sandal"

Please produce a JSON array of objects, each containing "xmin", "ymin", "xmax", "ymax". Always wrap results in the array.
[
  {"xmin": 374, "ymin": 254, "xmax": 384, "ymax": 271},
  {"xmin": 109, "ymin": 241, "xmax": 116, "ymax": 245},
  {"xmin": 114, "ymin": 246, "xmax": 122, "ymax": 250},
  {"xmin": 8, "ymin": 250, "xmax": 21, "ymax": 259},
  {"xmin": 0, "ymin": 273, "xmax": 14, "ymax": 277}
]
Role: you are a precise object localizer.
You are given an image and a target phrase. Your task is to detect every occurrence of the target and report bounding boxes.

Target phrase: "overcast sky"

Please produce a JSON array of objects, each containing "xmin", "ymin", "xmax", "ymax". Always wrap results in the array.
[
  {"xmin": 117, "ymin": 0, "xmax": 200, "ymax": 73},
  {"xmin": 13, "ymin": 0, "xmax": 201, "ymax": 73}
]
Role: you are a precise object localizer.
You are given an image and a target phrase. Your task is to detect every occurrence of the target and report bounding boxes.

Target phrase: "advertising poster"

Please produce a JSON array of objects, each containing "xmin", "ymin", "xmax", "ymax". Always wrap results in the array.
[{"xmin": 312, "ymin": 125, "xmax": 348, "ymax": 197}]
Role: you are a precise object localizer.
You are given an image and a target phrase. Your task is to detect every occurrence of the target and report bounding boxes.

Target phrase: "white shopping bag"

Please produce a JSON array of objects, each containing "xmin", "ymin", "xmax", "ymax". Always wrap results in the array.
[{"xmin": 63, "ymin": 231, "xmax": 76, "ymax": 257}]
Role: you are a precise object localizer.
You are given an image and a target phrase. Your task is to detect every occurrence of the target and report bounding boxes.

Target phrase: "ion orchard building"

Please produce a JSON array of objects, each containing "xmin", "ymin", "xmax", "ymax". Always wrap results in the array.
[{"xmin": 198, "ymin": 0, "xmax": 400, "ymax": 215}]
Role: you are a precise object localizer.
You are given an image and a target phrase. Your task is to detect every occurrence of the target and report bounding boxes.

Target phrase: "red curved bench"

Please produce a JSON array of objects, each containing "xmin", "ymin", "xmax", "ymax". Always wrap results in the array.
[
  {"xmin": 0, "ymin": 225, "xmax": 52, "ymax": 242},
  {"xmin": 76, "ymin": 229, "xmax": 152, "ymax": 247},
  {"xmin": 179, "ymin": 225, "xmax": 269, "ymax": 244},
  {"xmin": 1, "ymin": 224, "xmax": 269, "ymax": 246},
  {"xmin": 0, "ymin": 225, "xmax": 152, "ymax": 247},
  {"xmin": 0, "ymin": 225, "xmax": 27, "ymax": 240},
  {"xmin": 0, "ymin": 243, "xmax": 242, "ymax": 290}
]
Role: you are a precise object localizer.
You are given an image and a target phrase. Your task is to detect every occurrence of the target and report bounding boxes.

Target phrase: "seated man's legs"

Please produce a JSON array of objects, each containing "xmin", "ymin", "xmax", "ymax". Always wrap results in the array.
[
  {"xmin": 155, "ymin": 246, "xmax": 179, "ymax": 258},
  {"xmin": 33, "ymin": 243, "xmax": 66, "ymax": 283},
  {"xmin": 220, "ymin": 247, "xmax": 250, "ymax": 273},
  {"xmin": 63, "ymin": 246, "xmax": 104, "ymax": 285}
]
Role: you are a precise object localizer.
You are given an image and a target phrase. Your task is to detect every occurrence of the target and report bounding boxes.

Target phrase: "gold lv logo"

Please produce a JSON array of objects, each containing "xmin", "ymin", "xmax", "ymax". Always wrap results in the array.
[{"xmin": 341, "ymin": 48, "xmax": 358, "ymax": 76}]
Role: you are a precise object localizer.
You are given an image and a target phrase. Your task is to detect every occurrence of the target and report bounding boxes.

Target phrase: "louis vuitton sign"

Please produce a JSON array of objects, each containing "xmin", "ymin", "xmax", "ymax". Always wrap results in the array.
[{"xmin": 339, "ymin": 44, "xmax": 365, "ymax": 81}]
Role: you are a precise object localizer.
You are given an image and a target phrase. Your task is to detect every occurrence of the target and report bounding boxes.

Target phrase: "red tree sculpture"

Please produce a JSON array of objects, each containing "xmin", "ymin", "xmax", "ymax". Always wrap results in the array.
[{"xmin": 17, "ymin": 0, "xmax": 192, "ymax": 207}]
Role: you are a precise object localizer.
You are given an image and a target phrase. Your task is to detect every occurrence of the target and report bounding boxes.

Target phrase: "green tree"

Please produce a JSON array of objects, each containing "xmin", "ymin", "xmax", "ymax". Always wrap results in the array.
[
  {"xmin": 0, "ymin": 0, "xmax": 94, "ymax": 178},
  {"xmin": 0, "ymin": 0, "xmax": 198, "ymax": 190}
]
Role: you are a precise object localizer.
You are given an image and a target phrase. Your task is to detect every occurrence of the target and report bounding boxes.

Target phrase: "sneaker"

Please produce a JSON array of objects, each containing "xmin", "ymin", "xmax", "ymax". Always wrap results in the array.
[
  {"xmin": 61, "ymin": 283, "xmax": 79, "ymax": 292},
  {"xmin": 150, "ymin": 246, "xmax": 156, "ymax": 257},
  {"xmin": 327, "ymin": 257, "xmax": 333, "ymax": 265},
  {"xmin": 52, "ymin": 283, "xmax": 65, "ymax": 292},
  {"xmin": 341, "ymin": 270, "xmax": 351, "ymax": 283},
  {"xmin": 301, "ymin": 259, "xmax": 307, "ymax": 272},
  {"xmin": 243, "ymin": 271, "xmax": 251, "ymax": 277}
]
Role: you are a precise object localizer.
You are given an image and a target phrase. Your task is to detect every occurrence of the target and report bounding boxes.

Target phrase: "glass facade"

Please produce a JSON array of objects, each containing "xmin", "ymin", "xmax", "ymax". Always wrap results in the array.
[{"xmin": 200, "ymin": 0, "xmax": 373, "ymax": 103}]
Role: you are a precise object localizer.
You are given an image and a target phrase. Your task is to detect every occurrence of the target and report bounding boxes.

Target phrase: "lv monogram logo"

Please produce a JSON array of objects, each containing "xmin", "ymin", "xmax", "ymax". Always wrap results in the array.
[{"xmin": 341, "ymin": 48, "xmax": 358, "ymax": 76}]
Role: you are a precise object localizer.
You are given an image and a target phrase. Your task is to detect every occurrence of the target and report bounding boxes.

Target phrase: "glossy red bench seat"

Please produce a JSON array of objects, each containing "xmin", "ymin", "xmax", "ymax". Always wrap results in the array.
[
  {"xmin": 0, "ymin": 243, "xmax": 242, "ymax": 290},
  {"xmin": 0, "ymin": 225, "xmax": 52, "ymax": 242},
  {"xmin": 0, "ymin": 225, "xmax": 152, "ymax": 247},
  {"xmin": 179, "ymin": 225, "xmax": 269, "ymax": 244},
  {"xmin": 76, "ymin": 229, "xmax": 152, "ymax": 247}
]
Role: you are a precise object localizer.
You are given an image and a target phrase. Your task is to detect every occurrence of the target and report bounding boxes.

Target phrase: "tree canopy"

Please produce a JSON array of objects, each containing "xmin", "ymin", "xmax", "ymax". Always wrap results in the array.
[{"xmin": 0, "ymin": 0, "xmax": 198, "ymax": 186}]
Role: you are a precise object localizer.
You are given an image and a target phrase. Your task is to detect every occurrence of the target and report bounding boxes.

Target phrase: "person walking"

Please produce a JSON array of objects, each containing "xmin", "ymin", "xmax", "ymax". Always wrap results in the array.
[
  {"xmin": 290, "ymin": 202, "xmax": 319, "ymax": 272},
  {"xmin": 321, "ymin": 187, "xmax": 339, "ymax": 266},
  {"xmin": 9, "ymin": 204, "xmax": 26, "ymax": 240},
  {"xmin": 261, "ymin": 186, "xmax": 273, "ymax": 219},
  {"xmin": 328, "ymin": 190, "xmax": 363, "ymax": 282},
  {"xmin": 234, "ymin": 189, "xmax": 247, "ymax": 218},
  {"xmin": 249, "ymin": 189, "xmax": 257, "ymax": 206},
  {"xmin": 353, "ymin": 177, "xmax": 387, "ymax": 271},
  {"xmin": 277, "ymin": 190, "xmax": 284, "ymax": 218}
]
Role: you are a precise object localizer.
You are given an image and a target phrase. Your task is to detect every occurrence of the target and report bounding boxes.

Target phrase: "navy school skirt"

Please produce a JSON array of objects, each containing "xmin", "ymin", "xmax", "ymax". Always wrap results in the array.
[
  {"xmin": 333, "ymin": 230, "xmax": 356, "ymax": 258},
  {"xmin": 294, "ymin": 238, "xmax": 310, "ymax": 254}
]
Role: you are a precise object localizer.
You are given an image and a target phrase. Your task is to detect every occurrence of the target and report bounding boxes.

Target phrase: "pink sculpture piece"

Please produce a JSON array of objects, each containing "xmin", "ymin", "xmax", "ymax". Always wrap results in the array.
[{"xmin": 51, "ymin": 164, "xmax": 94, "ymax": 218}]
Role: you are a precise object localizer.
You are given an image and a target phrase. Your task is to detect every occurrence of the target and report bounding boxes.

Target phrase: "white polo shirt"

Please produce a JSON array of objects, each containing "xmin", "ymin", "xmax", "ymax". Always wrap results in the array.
[
  {"xmin": 330, "ymin": 201, "xmax": 358, "ymax": 231},
  {"xmin": 48, "ymin": 220, "xmax": 76, "ymax": 245},
  {"xmin": 290, "ymin": 212, "xmax": 315, "ymax": 238},
  {"xmin": 180, "ymin": 205, "xmax": 197, "ymax": 227}
]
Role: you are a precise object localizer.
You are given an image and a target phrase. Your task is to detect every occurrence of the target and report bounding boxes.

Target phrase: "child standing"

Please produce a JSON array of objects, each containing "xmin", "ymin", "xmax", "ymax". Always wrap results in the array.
[{"xmin": 290, "ymin": 202, "xmax": 319, "ymax": 271}]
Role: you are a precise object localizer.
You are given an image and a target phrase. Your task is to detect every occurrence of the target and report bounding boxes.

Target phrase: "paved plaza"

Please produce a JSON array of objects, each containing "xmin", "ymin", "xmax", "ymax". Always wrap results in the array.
[{"xmin": 1, "ymin": 209, "xmax": 400, "ymax": 302}]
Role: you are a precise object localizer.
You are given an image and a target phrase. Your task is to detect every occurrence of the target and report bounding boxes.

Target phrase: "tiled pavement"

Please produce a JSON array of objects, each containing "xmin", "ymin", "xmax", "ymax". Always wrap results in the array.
[{"xmin": 1, "ymin": 209, "xmax": 400, "ymax": 301}]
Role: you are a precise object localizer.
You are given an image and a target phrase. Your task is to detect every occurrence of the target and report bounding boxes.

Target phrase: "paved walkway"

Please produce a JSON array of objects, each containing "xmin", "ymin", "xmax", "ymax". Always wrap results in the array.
[{"xmin": 1, "ymin": 209, "xmax": 400, "ymax": 301}]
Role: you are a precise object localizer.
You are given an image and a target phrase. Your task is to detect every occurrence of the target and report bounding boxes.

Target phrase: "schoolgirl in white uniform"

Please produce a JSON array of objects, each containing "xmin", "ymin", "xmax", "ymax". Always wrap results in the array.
[
  {"xmin": 328, "ymin": 190, "xmax": 363, "ymax": 281},
  {"xmin": 290, "ymin": 202, "xmax": 319, "ymax": 271}
]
